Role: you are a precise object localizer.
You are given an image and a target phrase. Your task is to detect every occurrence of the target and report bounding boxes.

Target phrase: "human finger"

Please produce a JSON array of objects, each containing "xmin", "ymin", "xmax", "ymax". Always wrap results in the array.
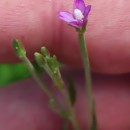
[
  {"xmin": 0, "ymin": 69, "xmax": 129, "ymax": 130},
  {"xmin": 0, "ymin": 0, "xmax": 130, "ymax": 73}
]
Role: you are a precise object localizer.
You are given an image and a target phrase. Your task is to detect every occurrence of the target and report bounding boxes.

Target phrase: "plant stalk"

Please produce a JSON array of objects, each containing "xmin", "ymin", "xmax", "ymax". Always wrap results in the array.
[
  {"xmin": 78, "ymin": 32, "xmax": 94, "ymax": 129},
  {"xmin": 61, "ymin": 89, "xmax": 80, "ymax": 130},
  {"xmin": 21, "ymin": 55, "xmax": 64, "ymax": 117}
]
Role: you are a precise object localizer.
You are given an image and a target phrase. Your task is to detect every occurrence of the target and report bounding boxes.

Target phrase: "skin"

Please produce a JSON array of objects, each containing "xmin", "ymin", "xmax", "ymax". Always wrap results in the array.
[
  {"xmin": 0, "ymin": 71, "xmax": 130, "ymax": 130},
  {"xmin": 0, "ymin": 0, "xmax": 130, "ymax": 73},
  {"xmin": 0, "ymin": 0, "xmax": 130, "ymax": 130}
]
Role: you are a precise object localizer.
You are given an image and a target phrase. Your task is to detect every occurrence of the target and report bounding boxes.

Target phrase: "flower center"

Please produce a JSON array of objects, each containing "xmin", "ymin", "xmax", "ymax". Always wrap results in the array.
[{"xmin": 74, "ymin": 9, "xmax": 84, "ymax": 20}]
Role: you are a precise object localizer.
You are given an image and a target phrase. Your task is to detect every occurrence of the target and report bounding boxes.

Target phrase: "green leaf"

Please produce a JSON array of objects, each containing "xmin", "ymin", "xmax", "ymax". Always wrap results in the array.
[
  {"xmin": 0, "ymin": 63, "xmax": 30, "ymax": 87},
  {"xmin": 68, "ymin": 78, "xmax": 76, "ymax": 106},
  {"xmin": 0, "ymin": 62, "xmax": 43, "ymax": 87},
  {"xmin": 12, "ymin": 39, "xmax": 26, "ymax": 58}
]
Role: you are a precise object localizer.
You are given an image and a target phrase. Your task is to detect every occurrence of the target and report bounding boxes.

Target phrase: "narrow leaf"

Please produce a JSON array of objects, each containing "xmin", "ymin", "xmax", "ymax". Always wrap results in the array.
[{"xmin": 68, "ymin": 78, "xmax": 76, "ymax": 106}]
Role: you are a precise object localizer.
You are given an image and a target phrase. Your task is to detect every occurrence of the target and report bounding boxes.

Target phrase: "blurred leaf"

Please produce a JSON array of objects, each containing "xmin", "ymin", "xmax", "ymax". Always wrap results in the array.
[
  {"xmin": 0, "ymin": 62, "xmax": 43, "ymax": 87},
  {"xmin": 68, "ymin": 78, "xmax": 76, "ymax": 106},
  {"xmin": 0, "ymin": 63, "xmax": 30, "ymax": 87}
]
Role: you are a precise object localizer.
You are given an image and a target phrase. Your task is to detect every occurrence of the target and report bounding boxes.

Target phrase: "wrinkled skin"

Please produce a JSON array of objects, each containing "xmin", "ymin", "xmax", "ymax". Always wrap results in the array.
[{"xmin": 0, "ymin": 0, "xmax": 130, "ymax": 130}]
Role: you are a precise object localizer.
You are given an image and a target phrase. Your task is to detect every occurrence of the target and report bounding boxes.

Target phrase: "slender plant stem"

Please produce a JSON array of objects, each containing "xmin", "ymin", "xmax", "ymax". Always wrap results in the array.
[
  {"xmin": 23, "ymin": 54, "xmax": 80, "ymax": 130},
  {"xmin": 22, "ymin": 56, "xmax": 52, "ymax": 97},
  {"xmin": 78, "ymin": 32, "xmax": 93, "ymax": 129},
  {"xmin": 61, "ymin": 89, "xmax": 80, "ymax": 130},
  {"xmin": 56, "ymin": 76, "xmax": 80, "ymax": 130},
  {"xmin": 21, "ymin": 55, "xmax": 64, "ymax": 117},
  {"xmin": 22, "ymin": 50, "xmax": 80, "ymax": 129}
]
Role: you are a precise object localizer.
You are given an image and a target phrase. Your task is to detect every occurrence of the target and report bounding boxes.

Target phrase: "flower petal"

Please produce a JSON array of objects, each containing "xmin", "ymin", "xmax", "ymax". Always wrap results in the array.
[
  {"xmin": 83, "ymin": 5, "xmax": 91, "ymax": 22},
  {"xmin": 74, "ymin": 0, "xmax": 86, "ymax": 13},
  {"xmin": 69, "ymin": 20, "xmax": 84, "ymax": 28},
  {"xmin": 69, "ymin": 21, "xmax": 81, "ymax": 28},
  {"xmin": 59, "ymin": 11, "xmax": 75, "ymax": 23}
]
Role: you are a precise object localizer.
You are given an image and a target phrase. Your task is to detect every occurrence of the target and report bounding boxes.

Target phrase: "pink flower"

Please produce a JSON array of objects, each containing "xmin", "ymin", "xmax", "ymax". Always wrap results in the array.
[{"xmin": 59, "ymin": 0, "xmax": 91, "ymax": 29}]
